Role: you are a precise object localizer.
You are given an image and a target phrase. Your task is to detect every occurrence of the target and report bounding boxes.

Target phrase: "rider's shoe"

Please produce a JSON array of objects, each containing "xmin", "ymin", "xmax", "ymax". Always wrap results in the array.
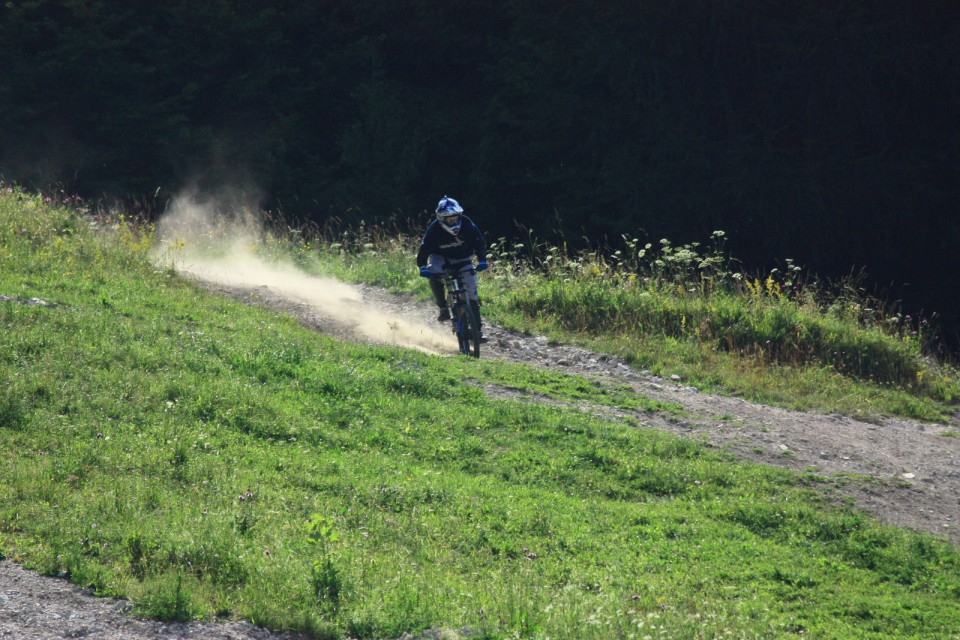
[
  {"xmin": 479, "ymin": 333, "xmax": 489, "ymax": 343},
  {"xmin": 437, "ymin": 307, "xmax": 451, "ymax": 322}
]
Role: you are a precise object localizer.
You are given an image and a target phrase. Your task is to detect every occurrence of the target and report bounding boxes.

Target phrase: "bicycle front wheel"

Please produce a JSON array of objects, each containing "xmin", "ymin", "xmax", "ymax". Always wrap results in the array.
[{"xmin": 454, "ymin": 303, "xmax": 481, "ymax": 358}]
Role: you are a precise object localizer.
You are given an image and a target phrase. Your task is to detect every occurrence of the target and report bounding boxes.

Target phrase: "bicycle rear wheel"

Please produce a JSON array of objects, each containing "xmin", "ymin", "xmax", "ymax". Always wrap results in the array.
[{"xmin": 454, "ymin": 303, "xmax": 481, "ymax": 358}]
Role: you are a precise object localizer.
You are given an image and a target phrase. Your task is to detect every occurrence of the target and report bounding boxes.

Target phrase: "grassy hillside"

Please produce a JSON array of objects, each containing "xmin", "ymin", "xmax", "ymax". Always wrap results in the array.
[{"xmin": 2, "ymin": 187, "xmax": 959, "ymax": 639}]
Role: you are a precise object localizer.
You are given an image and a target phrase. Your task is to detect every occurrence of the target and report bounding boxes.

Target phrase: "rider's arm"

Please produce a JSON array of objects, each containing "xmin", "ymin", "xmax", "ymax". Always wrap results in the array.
[
  {"xmin": 469, "ymin": 220, "xmax": 488, "ymax": 263},
  {"xmin": 416, "ymin": 223, "xmax": 438, "ymax": 267}
]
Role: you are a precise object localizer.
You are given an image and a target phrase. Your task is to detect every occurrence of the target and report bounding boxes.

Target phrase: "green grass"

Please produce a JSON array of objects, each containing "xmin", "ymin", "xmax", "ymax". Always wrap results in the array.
[{"xmin": 2, "ymin": 187, "xmax": 960, "ymax": 639}]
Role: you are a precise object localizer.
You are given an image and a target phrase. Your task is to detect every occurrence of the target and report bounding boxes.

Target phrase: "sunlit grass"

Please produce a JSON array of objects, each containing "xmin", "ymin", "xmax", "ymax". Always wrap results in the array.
[{"xmin": 2, "ymin": 187, "xmax": 959, "ymax": 640}]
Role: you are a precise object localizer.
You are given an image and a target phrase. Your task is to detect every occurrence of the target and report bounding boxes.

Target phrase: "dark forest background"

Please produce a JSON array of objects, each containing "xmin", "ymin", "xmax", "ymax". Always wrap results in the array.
[{"xmin": 2, "ymin": 1, "xmax": 958, "ymax": 352}]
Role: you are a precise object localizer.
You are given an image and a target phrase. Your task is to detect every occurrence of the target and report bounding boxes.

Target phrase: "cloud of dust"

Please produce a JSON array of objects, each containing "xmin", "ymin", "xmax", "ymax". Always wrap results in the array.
[{"xmin": 152, "ymin": 190, "xmax": 455, "ymax": 354}]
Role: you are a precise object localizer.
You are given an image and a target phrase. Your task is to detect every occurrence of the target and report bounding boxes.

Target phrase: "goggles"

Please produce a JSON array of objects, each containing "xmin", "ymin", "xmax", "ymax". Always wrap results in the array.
[{"xmin": 441, "ymin": 213, "xmax": 461, "ymax": 225}]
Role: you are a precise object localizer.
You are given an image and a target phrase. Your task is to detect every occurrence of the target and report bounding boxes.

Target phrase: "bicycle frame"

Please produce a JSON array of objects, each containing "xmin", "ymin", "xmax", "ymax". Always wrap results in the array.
[{"xmin": 441, "ymin": 267, "xmax": 482, "ymax": 358}]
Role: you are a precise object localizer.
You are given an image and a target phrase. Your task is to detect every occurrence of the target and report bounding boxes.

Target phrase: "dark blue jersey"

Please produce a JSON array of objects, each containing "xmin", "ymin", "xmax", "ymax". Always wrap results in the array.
[{"xmin": 416, "ymin": 216, "xmax": 487, "ymax": 267}]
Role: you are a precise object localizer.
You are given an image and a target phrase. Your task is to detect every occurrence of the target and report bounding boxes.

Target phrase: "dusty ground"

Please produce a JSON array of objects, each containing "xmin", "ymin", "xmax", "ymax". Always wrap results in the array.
[{"xmin": 3, "ymin": 278, "xmax": 959, "ymax": 639}]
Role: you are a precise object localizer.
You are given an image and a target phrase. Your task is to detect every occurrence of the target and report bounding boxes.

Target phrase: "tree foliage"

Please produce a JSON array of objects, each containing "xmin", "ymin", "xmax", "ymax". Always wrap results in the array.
[{"xmin": 1, "ymin": 0, "xmax": 958, "ymax": 346}]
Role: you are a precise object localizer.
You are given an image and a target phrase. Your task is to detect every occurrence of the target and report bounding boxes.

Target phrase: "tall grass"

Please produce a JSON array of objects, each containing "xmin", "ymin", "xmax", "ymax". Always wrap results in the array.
[
  {"xmin": 494, "ymin": 233, "xmax": 934, "ymax": 379},
  {"xmin": 2, "ymin": 187, "xmax": 960, "ymax": 640}
]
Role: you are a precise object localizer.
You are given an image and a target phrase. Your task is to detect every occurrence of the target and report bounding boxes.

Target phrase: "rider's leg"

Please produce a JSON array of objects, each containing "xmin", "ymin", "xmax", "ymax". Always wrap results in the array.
[
  {"xmin": 428, "ymin": 255, "xmax": 450, "ymax": 321},
  {"xmin": 430, "ymin": 278, "xmax": 450, "ymax": 321},
  {"xmin": 460, "ymin": 265, "xmax": 479, "ymax": 301},
  {"xmin": 460, "ymin": 266, "xmax": 487, "ymax": 341},
  {"xmin": 469, "ymin": 299, "xmax": 488, "ymax": 342}
]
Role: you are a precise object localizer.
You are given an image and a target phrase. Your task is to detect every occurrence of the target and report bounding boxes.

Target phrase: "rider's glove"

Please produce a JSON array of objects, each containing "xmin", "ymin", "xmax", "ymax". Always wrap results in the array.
[
  {"xmin": 476, "ymin": 260, "xmax": 489, "ymax": 272},
  {"xmin": 419, "ymin": 266, "xmax": 432, "ymax": 278}
]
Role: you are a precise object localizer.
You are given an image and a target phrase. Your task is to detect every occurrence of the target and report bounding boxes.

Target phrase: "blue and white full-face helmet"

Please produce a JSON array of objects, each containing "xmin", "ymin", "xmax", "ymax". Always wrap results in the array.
[{"xmin": 436, "ymin": 195, "xmax": 464, "ymax": 235}]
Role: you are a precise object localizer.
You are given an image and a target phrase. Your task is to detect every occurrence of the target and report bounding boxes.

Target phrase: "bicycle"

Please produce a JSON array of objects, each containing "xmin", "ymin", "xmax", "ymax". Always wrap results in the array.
[{"xmin": 440, "ymin": 265, "xmax": 483, "ymax": 358}]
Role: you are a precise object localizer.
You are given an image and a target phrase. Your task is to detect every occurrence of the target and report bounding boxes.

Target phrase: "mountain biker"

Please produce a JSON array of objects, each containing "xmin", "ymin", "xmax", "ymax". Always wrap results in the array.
[{"xmin": 416, "ymin": 195, "xmax": 489, "ymax": 339}]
